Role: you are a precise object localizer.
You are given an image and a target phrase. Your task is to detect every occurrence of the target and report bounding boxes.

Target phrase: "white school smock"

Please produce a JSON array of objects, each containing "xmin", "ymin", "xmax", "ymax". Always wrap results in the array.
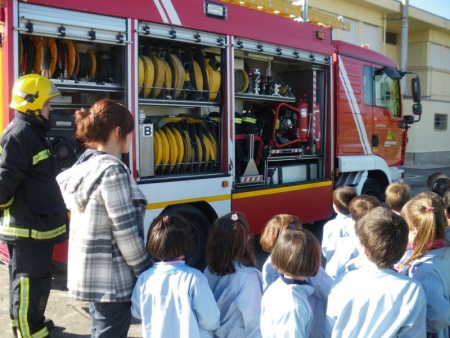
[
  {"xmin": 326, "ymin": 260, "xmax": 427, "ymax": 338},
  {"xmin": 204, "ymin": 261, "xmax": 263, "ymax": 338},
  {"xmin": 399, "ymin": 247, "xmax": 450, "ymax": 337},
  {"xmin": 262, "ymin": 255, "xmax": 332, "ymax": 338},
  {"xmin": 325, "ymin": 230, "xmax": 359, "ymax": 279},
  {"xmin": 261, "ymin": 255, "xmax": 278, "ymax": 292},
  {"xmin": 261, "ymin": 276, "xmax": 314, "ymax": 338},
  {"xmin": 321, "ymin": 213, "xmax": 354, "ymax": 262},
  {"xmin": 344, "ymin": 252, "xmax": 369, "ymax": 274},
  {"xmin": 131, "ymin": 261, "xmax": 220, "ymax": 338}
]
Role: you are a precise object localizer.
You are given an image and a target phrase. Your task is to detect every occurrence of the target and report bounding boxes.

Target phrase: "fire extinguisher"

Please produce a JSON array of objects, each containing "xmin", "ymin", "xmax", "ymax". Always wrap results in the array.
[
  {"xmin": 314, "ymin": 101, "xmax": 321, "ymax": 152},
  {"xmin": 296, "ymin": 94, "xmax": 309, "ymax": 143}
]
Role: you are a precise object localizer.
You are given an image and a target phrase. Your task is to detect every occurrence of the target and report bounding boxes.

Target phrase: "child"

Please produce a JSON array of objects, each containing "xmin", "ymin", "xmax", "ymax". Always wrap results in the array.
[
  {"xmin": 385, "ymin": 181, "xmax": 411, "ymax": 214},
  {"xmin": 398, "ymin": 196, "xmax": 450, "ymax": 337},
  {"xmin": 260, "ymin": 214, "xmax": 303, "ymax": 290},
  {"xmin": 260, "ymin": 214, "xmax": 332, "ymax": 338},
  {"xmin": 131, "ymin": 215, "xmax": 220, "ymax": 338},
  {"xmin": 326, "ymin": 194, "xmax": 381, "ymax": 278},
  {"xmin": 321, "ymin": 186, "xmax": 357, "ymax": 263},
  {"xmin": 326, "ymin": 207, "xmax": 427, "ymax": 337},
  {"xmin": 261, "ymin": 229, "xmax": 321, "ymax": 338},
  {"xmin": 349, "ymin": 195, "xmax": 382, "ymax": 222},
  {"xmin": 204, "ymin": 212, "xmax": 262, "ymax": 338}
]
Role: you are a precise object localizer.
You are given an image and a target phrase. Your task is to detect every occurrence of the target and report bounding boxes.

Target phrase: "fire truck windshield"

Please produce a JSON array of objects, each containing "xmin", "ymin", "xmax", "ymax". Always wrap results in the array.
[{"xmin": 374, "ymin": 72, "xmax": 401, "ymax": 118}]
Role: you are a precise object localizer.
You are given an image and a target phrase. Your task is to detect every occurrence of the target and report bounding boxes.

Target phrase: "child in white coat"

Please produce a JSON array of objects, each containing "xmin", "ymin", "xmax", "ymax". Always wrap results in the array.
[
  {"xmin": 321, "ymin": 186, "xmax": 357, "ymax": 265},
  {"xmin": 131, "ymin": 215, "xmax": 220, "ymax": 338},
  {"xmin": 327, "ymin": 207, "xmax": 427, "ymax": 337},
  {"xmin": 260, "ymin": 214, "xmax": 331, "ymax": 338},
  {"xmin": 204, "ymin": 212, "xmax": 263, "ymax": 338},
  {"xmin": 261, "ymin": 228, "xmax": 322, "ymax": 338},
  {"xmin": 398, "ymin": 196, "xmax": 450, "ymax": 337},
  {"xmin": 332, "ymin": 195, "xmax": 381, "ymax": 277}
]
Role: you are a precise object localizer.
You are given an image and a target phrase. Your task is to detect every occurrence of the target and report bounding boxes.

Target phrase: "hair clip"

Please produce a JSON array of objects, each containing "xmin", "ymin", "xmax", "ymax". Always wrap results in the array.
[
  {"xmin": 288, "ymin": 223, "xmax": 297, "ymax": 228},
  {"xmin": 426, "ymin": 206, "xmax": 434, "ymax": 211},
  {"xmin": 231, "ymin": 213, "xmax": 238, "ymax": 221}
]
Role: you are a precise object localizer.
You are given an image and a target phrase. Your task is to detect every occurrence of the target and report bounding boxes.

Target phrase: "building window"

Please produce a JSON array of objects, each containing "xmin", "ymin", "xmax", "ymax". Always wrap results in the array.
[
  {"xmin": 342, "ymin": 18, "xmax": 358, "ymax": 45},
  {"xmin": 362, "ymin": 23, "xmax": 380, "ymax": 51},
  {"xmin": 431, "ymin": 43, "xmax": 442, "ymax": 68},
  {"xmin": 434, "ymin": 114, "xmax": 448, "ymax": 131},
  {"xmin": 445, "ymin": 47, "xmax": 450, "ymax": 71},
  {"xmin": 385, "ymin": 32, "xmax": 397, "ymax": 45}
]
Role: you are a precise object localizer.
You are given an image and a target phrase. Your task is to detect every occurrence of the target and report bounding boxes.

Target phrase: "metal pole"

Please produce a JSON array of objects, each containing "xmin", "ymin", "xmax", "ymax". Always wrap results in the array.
[
  {"xmin": 400, "ymin": 0, "xmax": 409, "ymax": 92},
  {"xmin": 303, "ymin": 0, "xmax": 308, "ymax": 22}
]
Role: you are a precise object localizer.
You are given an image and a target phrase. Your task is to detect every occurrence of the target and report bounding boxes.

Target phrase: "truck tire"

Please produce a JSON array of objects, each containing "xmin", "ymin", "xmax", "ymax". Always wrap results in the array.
[
  {"xmin": 163, "ymin": 204, "xmax": 210, "ymax": 269},
  {"xmin": 361, "ymin": 178, "xmax": 383, "ymax": 202}
]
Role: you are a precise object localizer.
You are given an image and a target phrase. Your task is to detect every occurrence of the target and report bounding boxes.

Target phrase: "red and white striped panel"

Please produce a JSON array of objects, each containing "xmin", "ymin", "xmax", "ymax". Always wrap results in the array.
[{"xmin": 240, "ymin": 175, "xmax": 264, "ymax": 182}]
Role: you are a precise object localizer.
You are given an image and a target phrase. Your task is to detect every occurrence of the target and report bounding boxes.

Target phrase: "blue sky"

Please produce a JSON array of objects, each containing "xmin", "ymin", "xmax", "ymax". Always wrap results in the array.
[{"xmin": 409, "ymin": 0, "xmax": 450, "ymax": 19}]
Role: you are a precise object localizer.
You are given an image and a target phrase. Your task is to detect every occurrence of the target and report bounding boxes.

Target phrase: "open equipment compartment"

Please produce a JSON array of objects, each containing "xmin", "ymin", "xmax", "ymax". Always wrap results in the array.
[
  {"xmin": 233, "ymin": 37, "xmax": 329, "ymax": 188},
  {"xmin": 136, "ymin": 22, "xmax": 226, "ymax": 181},
  {"xmin": 17, "ymin": 2, "xmax": 128, "ymax": 171}
]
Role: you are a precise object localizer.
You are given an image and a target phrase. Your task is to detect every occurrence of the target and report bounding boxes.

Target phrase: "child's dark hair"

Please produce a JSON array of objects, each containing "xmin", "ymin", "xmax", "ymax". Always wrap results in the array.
[
  {"xmin": 332, "ymin": 186, "xmax": 357, "ymax": 215},
  {"xmin": 75, "ymin": 98, "xmax": 134, "ymax": 149},
  {"xmin": 260, "ymin": 214, "xmax": 302, "ymax": 253},
  {"xmin": 349, "ymin": 194, "xmax": 382, "ymax": 222},
  {"xmin": 385, "ymin": 182, "xmax": 410, "ymax": 212},
  {"xmin": 271, "ymin": 229, "xmax": 321, "ymax": 278},
  {"xmin": 205, "ymin": 212, "xmax": 257, "ymax": 276},
  {"xmin": 355, "ymin": 207, "xmax": 408, "ymax": 268},
  {"xmin": 146, "ymin": 214, "xmax": 193, "ymax": 261}
]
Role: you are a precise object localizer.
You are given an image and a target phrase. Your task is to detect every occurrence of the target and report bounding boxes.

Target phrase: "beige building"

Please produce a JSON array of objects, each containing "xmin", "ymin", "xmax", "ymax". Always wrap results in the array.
[{"xmin": 311, "ymin": 0, "xmax": 450, "ymax": 165}]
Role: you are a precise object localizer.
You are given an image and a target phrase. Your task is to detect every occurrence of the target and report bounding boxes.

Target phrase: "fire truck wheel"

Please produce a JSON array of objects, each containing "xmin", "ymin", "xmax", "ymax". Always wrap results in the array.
[
  {"xmin": 162, "ymin": 204, "xmax": 210, "ymax": 269},
  {"xmin": 361, "ymin": 178, "xmax": 383, "ymax": 202}
]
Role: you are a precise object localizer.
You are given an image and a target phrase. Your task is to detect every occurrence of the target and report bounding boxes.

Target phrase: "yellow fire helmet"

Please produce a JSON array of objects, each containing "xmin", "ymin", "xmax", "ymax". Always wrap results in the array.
[{"xmin": 10, "ymin": 74, "xmax": 60, "ymax": 115}]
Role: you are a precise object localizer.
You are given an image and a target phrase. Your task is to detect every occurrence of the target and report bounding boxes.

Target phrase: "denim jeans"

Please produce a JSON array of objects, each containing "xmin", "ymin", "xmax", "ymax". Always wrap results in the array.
[{"xmin": 89, "ymin": 301, "xmax": 132, "ymax": 338}]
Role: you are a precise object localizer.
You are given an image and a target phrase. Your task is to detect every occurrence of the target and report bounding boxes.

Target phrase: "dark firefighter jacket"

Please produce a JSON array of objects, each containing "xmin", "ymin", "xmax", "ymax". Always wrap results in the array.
[{"xmin": 0, "ymin": 111, "xmax": 67, "ymax": 244}]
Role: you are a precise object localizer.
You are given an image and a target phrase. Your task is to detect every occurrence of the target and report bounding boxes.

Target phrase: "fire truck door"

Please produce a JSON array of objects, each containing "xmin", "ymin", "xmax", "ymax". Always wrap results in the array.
[
  {"xmin": 370, "ymin": 66, "xmax": 404, "ymax": 166},
  {"xmin": 336, "ymin": 55, "xmax": 372, "ymax": 156}
]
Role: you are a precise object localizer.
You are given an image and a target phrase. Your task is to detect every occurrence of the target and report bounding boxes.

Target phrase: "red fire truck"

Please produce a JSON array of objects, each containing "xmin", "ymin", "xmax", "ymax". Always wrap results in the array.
[{"xmin": 0, "ymin": 0, "xmax": 422, "ymax": 266}]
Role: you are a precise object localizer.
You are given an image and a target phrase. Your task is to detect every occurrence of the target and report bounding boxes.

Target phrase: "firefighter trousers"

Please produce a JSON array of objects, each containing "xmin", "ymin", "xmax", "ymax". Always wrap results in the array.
[{"xmin": 7, "ymin": 242, "xmax": 54, "ymax": 338}]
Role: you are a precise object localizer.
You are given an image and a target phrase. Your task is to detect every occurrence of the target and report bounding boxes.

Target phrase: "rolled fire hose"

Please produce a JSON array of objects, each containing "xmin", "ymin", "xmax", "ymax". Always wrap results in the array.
[
  {"xmin": 170, "ymin": 54, "xmax": 185, "ymax": 99},
  {"xmin": 59, "ymin": 40, "xmax": 76, "ymax": 79},
  {"xmin": 152, "ymin": 53, "xmax": 165, "ymax": 98}
]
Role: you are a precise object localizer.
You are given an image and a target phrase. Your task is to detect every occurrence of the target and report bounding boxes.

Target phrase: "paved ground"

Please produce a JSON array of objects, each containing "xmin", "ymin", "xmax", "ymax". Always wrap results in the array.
[
  {"xmin": 1, "ymin": 162, "xmax": 449, "ymax": 337},
  {"xmin": 0, "ymin": 260, "xmax": 143, "ymax": 338}
]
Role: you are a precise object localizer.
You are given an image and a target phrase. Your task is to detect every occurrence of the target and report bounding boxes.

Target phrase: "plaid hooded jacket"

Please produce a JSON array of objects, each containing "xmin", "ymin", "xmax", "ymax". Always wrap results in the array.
[{"xmin": 57, "ymin": 150, "xmax": 153, "ymax": 302}]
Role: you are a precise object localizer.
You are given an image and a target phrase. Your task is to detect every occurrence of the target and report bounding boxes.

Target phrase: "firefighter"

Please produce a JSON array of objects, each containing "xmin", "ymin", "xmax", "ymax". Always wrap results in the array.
[{"xmin": 0, "ymin": 74, "xmax": 68, "ymax": 338}]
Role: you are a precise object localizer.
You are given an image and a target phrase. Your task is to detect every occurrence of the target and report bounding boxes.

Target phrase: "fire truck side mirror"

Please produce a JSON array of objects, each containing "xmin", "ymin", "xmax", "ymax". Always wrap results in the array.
[
  {"xmin": 382, "ymin": 67, "xmax": 402, "ymax": 80},
  {"xmin": 411, "ymin": 77, "xmax": 421, "ymax": 103},
  {"xmin": 403, "ymin": 115, "xmax": 415, "ymax": 124},
  {"xmin": 412, "ymin": 103, "xmax": 422, "ymax": 116}
]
